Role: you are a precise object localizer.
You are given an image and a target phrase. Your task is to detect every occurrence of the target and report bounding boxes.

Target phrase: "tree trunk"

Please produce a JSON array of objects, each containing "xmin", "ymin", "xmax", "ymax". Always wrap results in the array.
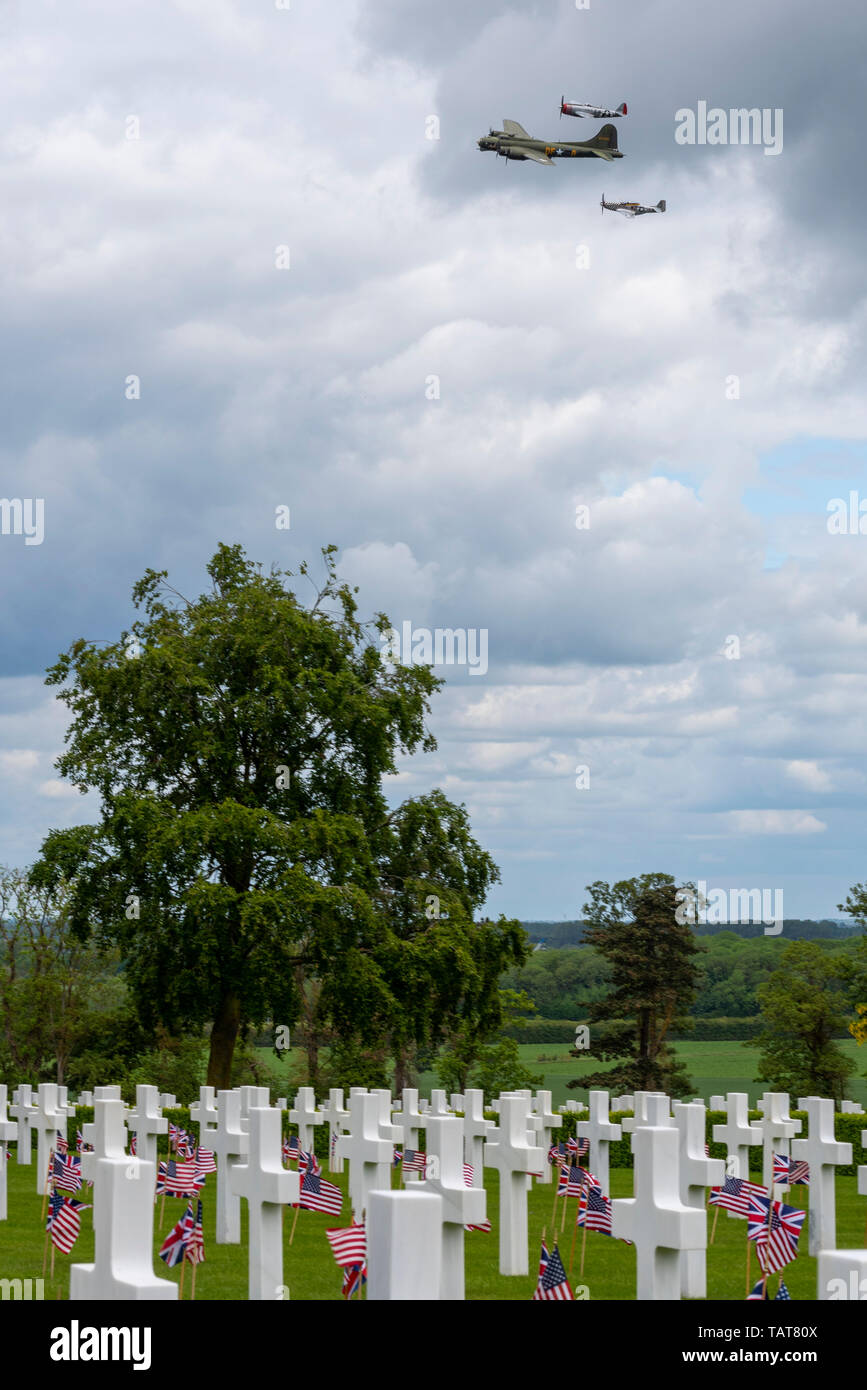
[{"xmin": 207, "ymin": 991, "xmax": 241, "ymax": 1088}]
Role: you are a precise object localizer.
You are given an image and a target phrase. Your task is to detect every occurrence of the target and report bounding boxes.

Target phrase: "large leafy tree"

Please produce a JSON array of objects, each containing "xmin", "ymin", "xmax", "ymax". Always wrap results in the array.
[
  {"xmin": 567, "ymin": 874, "xmax": 702, "ymax": 1096},
  {"xmin": 755, "ymin": 941, "xmax": 857, "ymax": 1101},
  {"xmin": 32, "ymin": 543, "xmax": 522, "ymax": 1089}
]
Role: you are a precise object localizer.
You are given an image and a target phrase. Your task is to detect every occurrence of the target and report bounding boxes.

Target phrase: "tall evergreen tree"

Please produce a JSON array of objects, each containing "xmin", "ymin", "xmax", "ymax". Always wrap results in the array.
[{"xmin": 567, "ymin": 874, "xmax": 702, "ymax": 1096}]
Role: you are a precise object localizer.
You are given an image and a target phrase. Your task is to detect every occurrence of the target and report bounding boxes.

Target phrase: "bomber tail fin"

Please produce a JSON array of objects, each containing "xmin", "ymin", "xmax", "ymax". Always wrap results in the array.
[
  {"xmin": 616, "ymin": 102, "xmax": 627, "ymax": 116},
  {"xmin": 587, "ymin": 123, "xmax": 619, "ymax": 159},
  {"xmin": 657, "ymin": 199, "xmax": 666, "ymax": 212}
]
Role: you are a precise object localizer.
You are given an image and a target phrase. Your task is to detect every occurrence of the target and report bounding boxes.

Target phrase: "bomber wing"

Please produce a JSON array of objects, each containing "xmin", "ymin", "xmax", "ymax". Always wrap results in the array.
[
  {"xmin": 502, "ymin": 120, "xmax": 531, "ymax": 137},
  {"xmin": 518, "ymin": 147, "xmax": 555, "ymax": 165}
]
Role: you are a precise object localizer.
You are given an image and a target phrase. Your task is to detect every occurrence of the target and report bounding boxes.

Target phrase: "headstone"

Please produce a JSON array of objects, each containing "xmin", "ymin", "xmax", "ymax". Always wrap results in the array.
[
  {"xmin": 423, "ymin": 1115, "xmax": 486, "ymax": 1298},
  {"xmin": 10, "ymin": 1084, "xmax": 36, "ymax": 1164},
  {"xmin": 0, "ymin": 1085, "xmax": 18, "ymax": 1221},
  {"xmin": 483, "ymin": 1094, "xmax": 544, "ymax": 1275},
  {"xmin": 57, "ymin": 1086, "xmax": 76, "ymax": 1123},
  {"xmin": 392, "ymin": 1089, "xmax": 424, "ymax": 1182},
  {"xmin": 208, "ymin": 1089, "xmax": 249, "ymax": 1243},
  {"xmin": 576, "ymin": 1090, "xmax": 622, "ymax": 1197},
  {"xmin": 859, "ymin": 1128, "xmax": 867, "ymax": 1201},
  {"xmin": 709, "ymin": 1095, "xmax": 725, "ymax": 1110},
  {"xmin": 372, "ymin": 1089, "xmax": 402, "ymax": 1150},
  {"xmin": 335, "ymin": 1091, "xmax": 393, "ymax": 1220},
  {"xmin": 159, "ymin": 1093, "xmax": 176, "ymax": 1110},
  {"xmin": 190, "ymin": 1086, "xmax": 218, "ymax": 1139},
  {"xmin": 367, "ymin": 1189, "xmax": 443, "ymax": 1300},
  {"xmin": 239, "ymin": 1087, "xmax": 270, "ymax": 1128},
  {"xmin": 229, "ymin": 1105, "xmax": 299, "ymax": 1299},
  {"xmin": 792, "ymin": 1096, "xmax": 852, "ymax": 1256},
  {"xmin": 95, "ymin": 1086, "xmax": 123, "ymax": 1101},
  {"xmin": 289, "ymin": 1086, "xmax": 324, "ymax": 1152},
  {"xmin": 673, "ymin": 1102, "xmax": 725, "ymax": 1297},
  {"xmin": 531, "ymin": 1091, "xmax": 561, "ymax": 1184},
  {"xmin": 840, "ymin": 1101, "xmax": 864, "ymax": 1114},
  {"xmin": 126, "ymin": 1085, "xmax": 167, "ymax": 1166},
  {"xmin": 320, "ymin": 1089, "xmax": 349, "ymax": 1173},
  {"xmin": 712, "ymin": 1092, "xmax": 762, "ymax": 1192},
  {"xmin": 70, "ymin": 1099, "xmax": 176, "ymax": 1301},
  {"xmin": 817, "ymin": 1248, "xmax": 867, "ymax": 1301},
  {"xmin": 429, "ymin": 1090, "xmax": 451, "ymax": 1117},
  {"xmin": 450, "ymin": 1093, "xmax": 465, "ymax": 1112},
  {"xmin": 77, "ymin": 1090, "xmax": 94, "ymax": 1106},
  {"xmin": 276, "ymin": 1098, "xmax": 288, "ymax": 1111},
  {"xmin": 752, "ymin": 1092, "xmax": 801, "ymax": 1190},
  {"xmin": 622, "ymin": 1093, "xmax": 672, "ymax": 1136},
  {"xmin": 33, "ymin": 1084, "xmax": 66, "ymax": 1194},
  {"xmin": 461, "ymin": 1089, "xmax": 493, "ymax": 1182},
  {"xmin": 612, "ymin": 1126, "xmax": 706, "ymax": 1300}
]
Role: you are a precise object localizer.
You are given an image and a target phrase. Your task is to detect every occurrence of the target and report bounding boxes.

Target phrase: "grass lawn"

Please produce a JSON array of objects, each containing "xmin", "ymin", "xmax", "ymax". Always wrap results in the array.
[{"xmin": 3, "ymin": 1157, "xmax": 864, "ymax": 1301}]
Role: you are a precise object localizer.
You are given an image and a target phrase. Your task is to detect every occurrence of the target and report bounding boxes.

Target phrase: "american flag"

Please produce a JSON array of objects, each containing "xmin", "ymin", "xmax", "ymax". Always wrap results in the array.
[
  {"xmin": 158, "ymin": 1203, "xmax": 195, "ymax": 1267},
  {"xmin": 532, "ymin": 1242, "xmax": 573, "ymax": 1300},
  {"xmin": 129, "ymin": 1134, "xmax": 137, "ymax": 1156},
  {"xmin": 298, "ymin": 1147, "xmax": 320, "ymax": 1178},
  {"xmin": 548, "ymin": 1142, "xmax": 567, "ymax": 1166},
  {"xmin": 746, "ymin": 1193, "xmax": 805, "ymax": 1274},
  {"xmin": 194, "ymin": 1147, "xmax": 217, "ymax": 1177},
  {"xmin": 326, "ymin": 1223, "xmax": 366, "ymax": 1267},
  {"xmin": 402, "ymin": 1150, "xmax": 425, "ymax": 1173},
  {"xmin": 168, "ymin": 1122, "xmax": 180, "ymax": 1148},
  {"xmin": 568, "ymin": 1136, "xmax": 590, "ymax": 1160},
  {"xmin": 342, "ymin": 1263, "xmax": 366, "ymax": 1298},
  {"xmin": 558, "ymin": 1164, "xmax": 597, "ymax": 1198},
  {"xmin": 774, "ymin": 1152, "xmax": 809, "ymax": 1186},
  {"xmin": 296, "ymin": 1170, "xmax": 343, "ymax": 1215},
  {"xmin": 186, "ymin": 1198, "xmax": 205, "ymax": 1266},
  {"xmin": 176, "ymin": 1132, "xmax": 194, "ymax": 1160},
  {"xmin": 52, "ymin": 1153, "xmax": 83, "ymax": 1194},
  {"xmin": 330, "ymin": 1130, "xmax": 338, "ymax": 1158},
  {"xmin": 461, "ymin": 1161, "xmax": 490, "ymax": 1228},
  {"xmin": 75, "ymin": 1129, "xmax": 84, "ymax": 1152},
  {"xmin": 282, "ymin": 1135, "xmax": 300, "ymax": 1164},
  {"xmin": 56, "ymin": 1136, "xmax": 69, "ymax": 1156},
  {"xmin": 577, "ymin": 1184, "xmax": 613, "ymax": 1236},
  {"xmin": 709, "ymin": 1175, "xmax": 766, "ymax": 1217},
  {"xmin": 747, "ymin": 1277, "xmax": 792, "ymax": 1301},
  {"xmin": 47, "ymin": 1192, "xmax": 90, "ymax": 1253},
  {"xmin": 156, "ymin": 1159, "xmax": 205, "ymax": 1197}
]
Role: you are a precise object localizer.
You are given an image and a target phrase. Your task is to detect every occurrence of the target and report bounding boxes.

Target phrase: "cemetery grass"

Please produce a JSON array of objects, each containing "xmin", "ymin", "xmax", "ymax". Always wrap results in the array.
[{"xmin": 5, "ymin": 1163, "xmax": 864, "ymax": 1301}]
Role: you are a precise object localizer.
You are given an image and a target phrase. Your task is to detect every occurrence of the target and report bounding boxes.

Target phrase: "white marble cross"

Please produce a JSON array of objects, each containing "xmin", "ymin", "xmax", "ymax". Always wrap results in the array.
[
  {"xmin": 792, "ymin": 1096, "xmax": 852, "ymax": 1256},
  {"xmin": 709, "ymin": 1095, "xmax": 725, "ymax": 1110},
  {"xmin": 450, "ymin": 1093, "xmax": 465, "ymax": 1112},
  {"xmin": 0, "ymin": 1085, "xmax": 18, "ymax": 1221},
  {"xmin": 10, "ymin": 1084, "xmax": 36, "ymax": 1165},
  {"xmin": 622, "ymin": 1093, "xmax": 672, "ymax": 1137},
  {"xmin": 429, "ymin": 1090, "xmax": 451, "ymax": 1117},
  {"xmin": 612, "ymin": 1126, "xmax": 706, "ymax": 1300},
  {"xmin": 392, "ymin": 1089, "xmax": 424, "ymax": 1182},
  {"xmin": 712, "ymin": 1092, "xmax": 762, "ymax": 1185},
  {"xmin": 229, "ymin": 1105, "xmax": 299, "ymax": 1300},
  {"xmin": 335, "ymin": 1091, "xmax": 393, "ymax": 1221},
  {"xmin": 209, "ymin": 1089, "xmax": 250, "ymax": 1243},
  {"xmin": 94, "ymin": 1085, "xmax": 123, "ymax": 1101},
  {"xmin": 289, "ymin": 1086, "xmax": 324, "ymax": 1153},
  {"xmin": 576, "ymin": 1089, "xmax": 622, "ymax": 1197},
  {"xmin": 531, "ymin": 1091, "xmax": 561, "ymax": 1184},
  {"xmin": 423, "ymin": 1115, "xmax": 486, "ymax": 1298},
  {"xmin": 126, "ymin": 1085, "xmax": 167, "ymax": 1166},
  {"xmin": 71, "ymin": 1099, "xmax": 176, "ymax": 1301},
  {"xmin": 159, "ymin": 1093, "xmax": 176, "ymax": 1109},
  {"xmin": 239, "ymin": 1086, "xmax": 270, "ymax": 1129},
  {"xmin": 367, "ymin": 1188, "xmax": 443, "ymax": 1300},
  {"xmin": 673, "ymin": 1102, "xmax": 725, "ymax": 1297},
  {"xmin": 77, "ymin": 1090, "xmax": 94, "ymax": 1106},
  {"xmin": 818, "ymin": 1248, "xmax": 867, "ymax": 1301},
  {"xmin": 33, "ymin": 1084, "xmax": 66, "ymax": 1194},
  {"xmin": 320, "ymin": 1089, "xmax": 349, "ymax": 1173},
  {"xmin": 372, "ymin": 1089, "xmax": 402, "ymax": 1150},
  {"xmin": 752, "ymin": 1092, "xmax": 801, "ymax": 1190},
  {"xmin": 461, "ymin": 1089, "xmax": 493, "ymax": 1183},
  {"xmin": 483, "ymin": 1094, "xmax": 544, "ymax": 1275},
  {"xmin": 189, "ymin": 1085, "xmax": 218, "ymax": 1140},
  {"xmin": 859, "ymin": 1128, "xmax": 867, "ymax": 1202},
  {"xmin": 841, "ymin": 1101, "xmax": 865, "ymax": 1114}
]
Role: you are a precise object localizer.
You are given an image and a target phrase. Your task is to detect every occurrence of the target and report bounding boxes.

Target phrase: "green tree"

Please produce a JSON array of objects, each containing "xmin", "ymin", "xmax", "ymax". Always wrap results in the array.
[
  {"xmin": 435, "ymin": 986, "xmax": 534, "ymax": 1094},
  {"xmin": 567, "ymin": 875, "xmax": 702, "ymax": 1096},
  {"xmin": 755, "ymin": 941, "xmax": 857, "ymax": 1101}
]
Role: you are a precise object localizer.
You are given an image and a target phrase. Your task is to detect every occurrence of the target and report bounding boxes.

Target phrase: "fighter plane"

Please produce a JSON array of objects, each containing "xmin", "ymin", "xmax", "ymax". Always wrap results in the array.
[
  {"xmin": 477, "ymin": 120, "xmax": 623, "ymax": 165},
  {"xmin": 600, "ymin": 194, "xmax": 666, "ymax": 217},
  {"xmin": 560, "ymin": 97, "xmax": 627, "ymax": 120}
]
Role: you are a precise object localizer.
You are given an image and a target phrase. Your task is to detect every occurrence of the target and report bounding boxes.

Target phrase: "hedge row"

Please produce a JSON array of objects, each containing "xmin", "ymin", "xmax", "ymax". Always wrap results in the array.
[{"xmin": 501, "ymin": 1017, "xmax": 771, "ymax": 1043}]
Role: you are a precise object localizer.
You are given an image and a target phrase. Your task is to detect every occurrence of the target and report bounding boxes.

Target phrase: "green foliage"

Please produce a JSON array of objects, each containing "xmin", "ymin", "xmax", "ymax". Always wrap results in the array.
[
  {"xmin": 567, "ymin": 875, "xmax": 702, "ymax": 1095},
  {"xmin": 466, "ymin": 1039, "xmax": 537, "ymax": 1103},
  {"xmin": 755, "ymin": 941, "xmax": 859, "ymax": 1101}
]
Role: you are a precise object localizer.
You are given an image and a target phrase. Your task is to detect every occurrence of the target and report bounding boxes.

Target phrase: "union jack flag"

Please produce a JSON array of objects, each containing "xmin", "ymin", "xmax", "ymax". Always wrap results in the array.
[
  {"xmin": 532, "ymin": 1242, "xmax": 573, "ymax": 1300},
  {"xmin": 185, "ymin": 1198, "xmax": 205, "ymax": 1266},
  {"xmin": 296, "ymin": 1170, "xmax": 343, "ymax": 1215},
  {"xmin": 577, "ymin": 1183, "xmax": 613, "ymax": 1236},
  {"xmin": 392, "ymin": 1148, "xmax": 403, "ymax": 1169},
  {"xmin": 708, "ymin": 1175, "xmax": 766, "ymax": 1217},
  {"xmin": 342, "ymin": 1263, "xmax": 366, "ymax": 1298},
  {"xmin": 158, "ymin": 1203, "xmax": 195, "ymax": 1267},
  {"xmin": 568, "ymin": 1136, "xmax": 590, "ymax": 1160},
  {"xmin": 558, "ymin": 1164, "xmax": 597, "ymax": 1198},
  {"xmin": 326, "ymin": 1223, "xmax": 366, "ymax": 1268},
  {"xmin": 156, "ymin": 1159, "xmax": 205, "ymax": 1197},
  {"xmin": 548, "ymin": 1142, "xmax": 567, "ymax": 1166},
  {"xmin": 746, "ymin": 1193, "xmax": 805, "ymax": 1274},
  {"xmin": 747, "ymin": 1277, "xmax": 792, "ymax": 1301},
  {"xmin": 299, "ymin": 1148, "xmax": 321, "ymax": 1178},
  {"xmin": 46, "ymin": 1192, "xmax": 90, "ymax": 1253},
  {"xmin": 52, "ymin": 1153, "xmax": 83, "ymax": 1194}
]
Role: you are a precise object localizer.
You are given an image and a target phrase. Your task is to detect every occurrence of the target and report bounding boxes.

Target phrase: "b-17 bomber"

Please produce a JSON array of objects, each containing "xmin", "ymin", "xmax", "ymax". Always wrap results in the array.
[
  {"xmin": 600, "ymin": 194, "xmax": 666, "ymax": 217},
  {"xmin": 477, "ymin": 119, "xmax": 623, "ymax": 166}
]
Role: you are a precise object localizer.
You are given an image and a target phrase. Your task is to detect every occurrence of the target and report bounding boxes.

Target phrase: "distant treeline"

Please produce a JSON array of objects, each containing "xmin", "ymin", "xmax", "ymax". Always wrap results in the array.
[{"xmin": 522, "ymin": 918, "xmax": 858, "ymax": 946}]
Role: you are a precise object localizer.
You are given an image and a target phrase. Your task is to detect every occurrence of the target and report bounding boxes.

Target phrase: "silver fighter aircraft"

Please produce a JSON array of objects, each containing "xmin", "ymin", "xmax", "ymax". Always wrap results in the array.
[
  {"xmin": 560, "ymin": 97, "xmax": 627, "ymax": 119},
  {"xmin": 600, "ymin": 194, "xmax": 666, "ymax": 217}
]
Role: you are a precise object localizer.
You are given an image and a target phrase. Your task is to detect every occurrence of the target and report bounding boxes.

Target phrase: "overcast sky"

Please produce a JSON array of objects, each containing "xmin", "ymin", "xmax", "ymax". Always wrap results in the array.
[{"xmin": 1, "ymin": 0, "xmax": 866, "ymax": 922}]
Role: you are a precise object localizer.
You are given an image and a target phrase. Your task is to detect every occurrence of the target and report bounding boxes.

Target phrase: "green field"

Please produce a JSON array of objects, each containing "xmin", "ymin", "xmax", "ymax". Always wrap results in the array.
[{"xmin": 3, "ymin": 1158, "xmax": 864, "ymax": 1301}]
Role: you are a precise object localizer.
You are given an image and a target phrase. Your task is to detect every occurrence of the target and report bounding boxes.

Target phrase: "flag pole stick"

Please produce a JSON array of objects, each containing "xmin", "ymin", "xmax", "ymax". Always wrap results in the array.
[
  {"xmin": 568, "ymin": 1201, "xmax": 580, "ymax": 1274},
  {"xmin": 191, "ymin": 1257, "xmax": 198, "ymax": 1301},
  {"xmin": 760, "ymin": 1189, "xmax": 774, "ymax": 1298},
  {"xmin": 710, "ymin": 1203, "xmax": 720, "ymax": 1244},
  {"xmin": 50, "ymin": 1242, "xmax": 56, "ymax": 1280},
  {"xmin": 550, "ymin": 1161, "xmax": 561, "ymax": 1228},
  {"xmin": 579, "ymin": 1225, "xmax": 588, "ymax": 1281},
  {"xmin": 179, "ymin": 1254, "xmax": 186, "ymax": 1300},
  {"xmin": 289, "ymin": 1203, "xmax": 300, "ymax": 1246},
  {"xmin": 745, "ymin": 1229, "xmax": 751, "ymax": 1298},
  {"xmin": 41, "ymin": 1148, "xmax": 55, "ymax": 1224},
  {"xmin": 42, "ymin": 1231, "xmax": 50, "ymax": 1278}
]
